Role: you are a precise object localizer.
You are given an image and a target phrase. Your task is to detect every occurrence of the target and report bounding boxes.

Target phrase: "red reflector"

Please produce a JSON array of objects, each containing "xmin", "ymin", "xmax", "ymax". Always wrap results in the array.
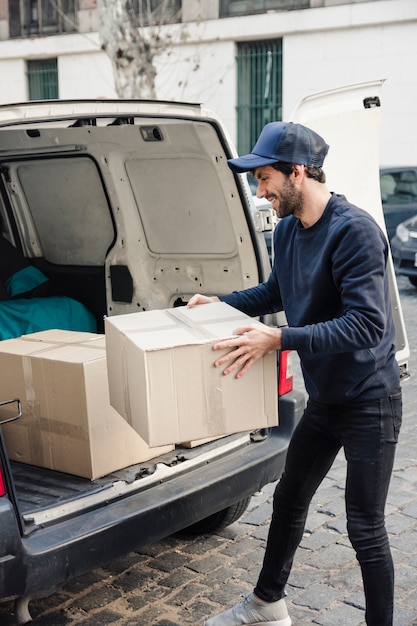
[
  {"xmin": 0, "ymin": 466, "xmax": 5, "ymax": 497},
  {"xmin": 278, "ymin": 350, "xmax": 293, "ymax": 396}
]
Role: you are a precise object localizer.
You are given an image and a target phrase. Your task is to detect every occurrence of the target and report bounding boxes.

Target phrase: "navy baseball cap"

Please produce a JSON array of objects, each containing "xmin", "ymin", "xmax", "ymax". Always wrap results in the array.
[{"xmin": 228, "ymin": 121, "xmax": 329, "ymax": 173}]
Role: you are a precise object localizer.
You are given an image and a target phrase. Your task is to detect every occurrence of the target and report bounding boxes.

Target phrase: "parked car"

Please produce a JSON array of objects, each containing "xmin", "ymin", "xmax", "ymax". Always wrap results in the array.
[
  {"xmin": 390, "ymin": 213, "xmax": 417, "ymax": 287},
  {"xmin": 0, "ymin": 80, "xmax": 409, "ymax": 625},
  {"xmin": 380, "ymin": 167, "xmax": 417, "ymax": 240}
]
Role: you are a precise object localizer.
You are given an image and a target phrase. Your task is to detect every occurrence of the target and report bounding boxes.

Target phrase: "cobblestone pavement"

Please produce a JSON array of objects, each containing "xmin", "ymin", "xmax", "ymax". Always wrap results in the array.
[{"xmin": 2, "ymin": 277, "xmax": 417, "ymax": 626}]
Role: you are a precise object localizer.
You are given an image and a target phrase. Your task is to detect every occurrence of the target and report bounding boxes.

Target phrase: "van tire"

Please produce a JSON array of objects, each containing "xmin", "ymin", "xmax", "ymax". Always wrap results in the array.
[{"xmin": 184, "ymin": 497, "xmax": 252, "ymax": 534}]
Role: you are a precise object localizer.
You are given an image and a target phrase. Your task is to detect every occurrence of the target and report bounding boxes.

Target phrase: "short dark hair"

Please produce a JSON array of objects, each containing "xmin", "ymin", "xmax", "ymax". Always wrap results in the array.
[{"xmin": 272, "ymin": 161, "xmax": 326, "ymax": 183}]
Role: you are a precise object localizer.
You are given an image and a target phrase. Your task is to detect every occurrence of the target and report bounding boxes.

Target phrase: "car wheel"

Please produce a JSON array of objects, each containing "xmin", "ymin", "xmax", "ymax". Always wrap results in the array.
[
  {"xmin": 408, "ymin": 276, "xmax": 417, "ymax": 288},
  {"xmin": 183, "ymin": 497, "xmax": 252, "ymax": 534}
]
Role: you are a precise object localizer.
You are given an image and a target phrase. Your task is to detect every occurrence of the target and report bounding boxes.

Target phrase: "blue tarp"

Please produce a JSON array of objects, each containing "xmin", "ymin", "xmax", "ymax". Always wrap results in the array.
[
  {"xmin": 0, "ymin": 296, "xmax": 97, "ymax": 340},
  {"xmin": 6, "ymin": 266, "xmax": 49, "ymax": 297},
  {"xmin": 1, "ymin": 265, "xmax": 97, "ymax": 340}
]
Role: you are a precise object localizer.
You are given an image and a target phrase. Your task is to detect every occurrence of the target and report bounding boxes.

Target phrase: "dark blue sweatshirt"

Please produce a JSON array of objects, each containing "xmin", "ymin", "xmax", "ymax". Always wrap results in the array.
[{"xmin": 221, "ymin": 193, "xmax": 399, "ymax": 404}]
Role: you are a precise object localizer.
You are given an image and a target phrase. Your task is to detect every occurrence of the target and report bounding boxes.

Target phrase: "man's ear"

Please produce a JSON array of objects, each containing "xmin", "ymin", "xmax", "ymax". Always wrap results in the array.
[{"xmin": 292, "ymin": 164, "xmax": 304, "ymax": 180}]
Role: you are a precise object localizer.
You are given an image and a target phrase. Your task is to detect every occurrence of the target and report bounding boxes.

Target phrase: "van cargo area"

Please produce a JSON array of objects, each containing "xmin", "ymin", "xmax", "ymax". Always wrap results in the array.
[{"xmin": 0, "ymin": 99, "xmax": 306, "ymax": 624}]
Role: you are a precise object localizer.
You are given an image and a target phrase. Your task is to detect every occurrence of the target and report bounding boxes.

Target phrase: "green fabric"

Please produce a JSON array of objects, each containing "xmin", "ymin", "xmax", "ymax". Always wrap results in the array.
[
  {"xmin": 0, "ymin": 296, "xmax": 97, "ymax": 340},
  {"xmin": 6, "ymin": 266, "xmax": 49, "ymax": 297}
]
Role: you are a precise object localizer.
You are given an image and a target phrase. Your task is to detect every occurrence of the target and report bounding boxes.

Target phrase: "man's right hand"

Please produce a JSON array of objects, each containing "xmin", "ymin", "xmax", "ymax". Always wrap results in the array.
[{"xmin": 187, "ymin": 294, "xmax": 220, "ymax": 307}]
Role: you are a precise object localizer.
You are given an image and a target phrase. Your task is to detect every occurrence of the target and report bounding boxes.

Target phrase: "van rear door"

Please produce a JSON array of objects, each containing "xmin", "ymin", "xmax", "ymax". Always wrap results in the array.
[{"xmin": 290, "ymin": 80, "xmax": 409, "ymax": 377}]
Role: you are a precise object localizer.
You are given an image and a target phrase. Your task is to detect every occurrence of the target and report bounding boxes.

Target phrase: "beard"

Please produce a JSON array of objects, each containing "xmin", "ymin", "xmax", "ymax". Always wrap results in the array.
[{"xmin": 275, "ymin": 177, "xmax": 303, "ymax": 219}]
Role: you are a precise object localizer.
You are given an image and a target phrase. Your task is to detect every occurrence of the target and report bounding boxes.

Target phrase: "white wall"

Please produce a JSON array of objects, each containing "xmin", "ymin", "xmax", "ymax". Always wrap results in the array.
[
  {"xmin": 155, "ymin": 38, "xmax": 237, "ymax": 138},
  {"xmin": 59, "ymin": 52, "xmax": 116, "ymax": 99},
  {"xmin": 0, "ymin": 0, "xmax": 415, "ymax": 165},
  {"xmin": 0, "ymin": 58, "xmax": 27, "ymax": 101},
  {"xmin": 282, "ymin": 21, "xmax": 417, "ymax": 166},
  {"xmin": 154, "ymin": 0, "xmax": 417, "ymax": 166},
  {"xmin": 0, "ymin": 32, "xmax": 117, "ymax": 103}
]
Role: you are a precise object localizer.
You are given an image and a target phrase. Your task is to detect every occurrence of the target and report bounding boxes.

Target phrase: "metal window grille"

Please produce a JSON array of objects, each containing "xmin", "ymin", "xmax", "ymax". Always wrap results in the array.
[
  {"xmin": 9, "ymin": 0, "xmax": 76, "ymax": 37},
  {"xmin": 27, "ymin": 58, "xmax": 59, "ymax": 100},
  {"xmin": 220, "ymin": 0, "xmax": 309, "ymax": 18},
  {"xmin": 130, "ymin": 0, "xmax": 182, "ymax": 25},
  {"xmin": 236, "ymin": 39, "xmax": 283, "ymax": 156}
]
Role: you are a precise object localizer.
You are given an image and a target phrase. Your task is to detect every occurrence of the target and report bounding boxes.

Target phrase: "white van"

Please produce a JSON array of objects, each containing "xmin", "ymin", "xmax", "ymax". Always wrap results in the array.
[{"xmin": 0, "ymin": 80, "xmax": 408, "ymax": 624}]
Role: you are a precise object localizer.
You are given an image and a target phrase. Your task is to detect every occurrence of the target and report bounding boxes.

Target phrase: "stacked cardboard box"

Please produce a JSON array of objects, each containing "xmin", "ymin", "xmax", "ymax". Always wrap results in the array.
[{"xmin": 0, "ymin": 330, "xmax": 173, "ymax": 479}]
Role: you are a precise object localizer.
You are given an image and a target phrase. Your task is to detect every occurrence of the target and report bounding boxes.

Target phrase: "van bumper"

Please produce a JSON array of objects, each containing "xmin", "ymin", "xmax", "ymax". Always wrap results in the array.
[{"xmin": 1, "ymin": 390, "xmax": 305, "ymax": 604}]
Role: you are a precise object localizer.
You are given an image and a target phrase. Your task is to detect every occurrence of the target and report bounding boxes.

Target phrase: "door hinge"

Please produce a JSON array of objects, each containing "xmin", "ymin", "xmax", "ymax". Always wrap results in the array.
[{"xmin": 254, "ymin": 207, "xmax": 278, "ymax": 232}]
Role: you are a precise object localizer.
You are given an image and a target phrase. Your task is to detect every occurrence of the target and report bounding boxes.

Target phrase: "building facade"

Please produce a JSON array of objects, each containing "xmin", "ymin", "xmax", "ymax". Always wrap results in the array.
[{"xmin": 0, "ymin": 0, "xmax": 416, "ymax": 165}]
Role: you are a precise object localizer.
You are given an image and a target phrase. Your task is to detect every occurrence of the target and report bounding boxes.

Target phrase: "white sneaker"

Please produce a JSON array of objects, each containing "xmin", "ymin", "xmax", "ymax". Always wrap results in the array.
[{"xmin": 203, "ymin": 593, "xmax": 292, "ymax": 626}]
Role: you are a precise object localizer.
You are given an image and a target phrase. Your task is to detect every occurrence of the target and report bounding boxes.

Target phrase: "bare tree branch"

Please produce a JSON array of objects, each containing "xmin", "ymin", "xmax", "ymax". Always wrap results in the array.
[{"xmin": 98, "ymin": 0, "xmax": 182, "ymax": 99}]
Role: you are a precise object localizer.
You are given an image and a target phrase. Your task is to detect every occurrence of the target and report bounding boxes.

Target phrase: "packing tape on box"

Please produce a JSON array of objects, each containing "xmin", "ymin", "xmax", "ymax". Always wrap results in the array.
[
  {"xmin": 21, "ymin": 356, "xmax": 45, "ymax": 465},
  {"xmin": 167, "ymin": 307, "xmax": 246, "ymax": 341},
  {"xmin": 121, "ymin": 339, "xmax": 133, "ymax": 425},
  {"xmin": 201, "ymin": 342, "xmax": 226, "ymax": 435}
]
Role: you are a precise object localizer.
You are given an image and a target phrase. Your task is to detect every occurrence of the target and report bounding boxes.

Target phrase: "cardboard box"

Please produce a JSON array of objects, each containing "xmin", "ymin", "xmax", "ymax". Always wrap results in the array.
[
  {"xmin": 22, "ymin": 328, "xmax": 100, "ymax": 344},
  {"xmin": 105, "ymin": 302, "xmax": 278, "ymax": 447},
  {"xmin": 0, "ymin": 331, "xmax": 173, "ymax": 479},
  {"xmin": 180, "ymin": 436, "xmax": 226, "ymax": 449}
]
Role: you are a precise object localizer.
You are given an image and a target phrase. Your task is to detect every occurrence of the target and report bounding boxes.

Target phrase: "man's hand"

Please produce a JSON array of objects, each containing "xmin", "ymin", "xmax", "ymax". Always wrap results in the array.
[
  {"xmin": 214, "ymin": 324, "xmax": 282, "ymax": 378},
  {"xmin": 187, "ymin": 294, "xmax": 220, "ymax": 307}
]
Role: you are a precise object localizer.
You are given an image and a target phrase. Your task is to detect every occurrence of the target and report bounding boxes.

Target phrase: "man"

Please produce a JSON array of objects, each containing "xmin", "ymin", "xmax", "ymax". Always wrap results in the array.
[{"xmin": 188, "ymin": 121, "xmax": 402, "ymax": 626}]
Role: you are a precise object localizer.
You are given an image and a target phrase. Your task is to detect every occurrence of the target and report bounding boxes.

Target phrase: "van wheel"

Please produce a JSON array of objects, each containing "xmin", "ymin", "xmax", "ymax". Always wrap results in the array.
[
  {"xmin": 184, "ymin": 497, "xmax": 252, "ymax": 534},
  {"xmin": 408, "ymin": 276, "xmax": 417, "ymax": 288}
]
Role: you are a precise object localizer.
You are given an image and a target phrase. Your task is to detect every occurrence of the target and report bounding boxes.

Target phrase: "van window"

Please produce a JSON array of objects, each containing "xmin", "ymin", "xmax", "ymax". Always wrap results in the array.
[{"xmin": 16, "ymin": 157, "xmax": 114, "ymax": 265}]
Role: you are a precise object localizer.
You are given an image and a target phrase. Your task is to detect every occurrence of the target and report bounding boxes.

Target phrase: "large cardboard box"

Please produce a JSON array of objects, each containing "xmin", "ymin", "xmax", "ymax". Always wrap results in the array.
[
  {"xmin": 105, "ymin": 302, "xmax": 278, "ymax": 447},
  {"xmin": 0, "ymin": 331, "xmax": 173, "ymax": 479}
]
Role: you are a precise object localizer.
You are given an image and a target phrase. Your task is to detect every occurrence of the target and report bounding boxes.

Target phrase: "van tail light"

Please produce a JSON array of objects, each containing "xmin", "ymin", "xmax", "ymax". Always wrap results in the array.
[
  {"xmin": 278, "ymin": 350, "xmax": 293, "ymax": 396},
  {"xmin": 0, "ymin": 464, "xmax": 6, "ymax": 497}
]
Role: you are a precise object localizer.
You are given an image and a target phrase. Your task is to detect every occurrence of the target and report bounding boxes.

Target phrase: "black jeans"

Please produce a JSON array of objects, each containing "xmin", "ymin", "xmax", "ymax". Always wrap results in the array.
[{"xmin": 254, "ymin": 386, "xmax": 402, "ymax": 626}]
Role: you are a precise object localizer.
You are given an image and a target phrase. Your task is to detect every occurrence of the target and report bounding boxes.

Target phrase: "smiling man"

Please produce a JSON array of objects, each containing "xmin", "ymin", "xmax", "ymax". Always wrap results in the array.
[{"xmin": 189, "ymin": 121, "xmax": 402, "ymax": 626}]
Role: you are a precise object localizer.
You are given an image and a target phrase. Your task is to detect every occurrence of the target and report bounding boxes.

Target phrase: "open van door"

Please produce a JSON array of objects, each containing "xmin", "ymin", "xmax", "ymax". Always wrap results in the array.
[{"xmin": 290, "ymin": 80, "xmax": 409, "ymax": 379}]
